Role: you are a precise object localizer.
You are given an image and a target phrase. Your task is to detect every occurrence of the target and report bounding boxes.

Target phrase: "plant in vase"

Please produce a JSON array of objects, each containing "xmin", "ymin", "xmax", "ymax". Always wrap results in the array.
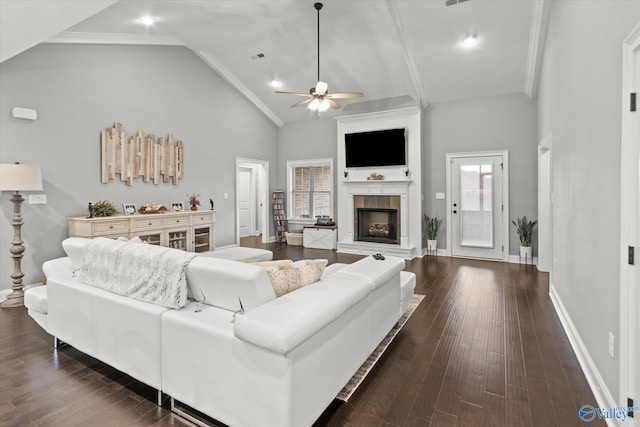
[
  {"xmin": 92, "ymin": 200, "xmax": 118, "ymax": 217},
  {"xmin": 424, "ymin": 214, "xmax": 441, "ymax": 252},
  {"xmin": 512, "ymin": 216, "xmax": 537, "ymax": 259},
  {"xmin": 187, "ymin": 193, "xmax": 201, "ymax": 211}
]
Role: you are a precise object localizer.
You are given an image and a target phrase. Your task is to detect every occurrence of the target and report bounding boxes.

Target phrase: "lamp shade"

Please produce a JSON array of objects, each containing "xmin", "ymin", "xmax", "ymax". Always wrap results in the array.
[{"xmin": 0, "ymin": 164, "xmax": 43, "ymax": 192}]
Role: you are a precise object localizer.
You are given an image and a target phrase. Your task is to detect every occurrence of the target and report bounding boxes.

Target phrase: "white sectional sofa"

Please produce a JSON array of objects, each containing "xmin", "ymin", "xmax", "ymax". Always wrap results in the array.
[{"xmin": 25, "ymin": 238, "xmax": 415, "ymax": 427}]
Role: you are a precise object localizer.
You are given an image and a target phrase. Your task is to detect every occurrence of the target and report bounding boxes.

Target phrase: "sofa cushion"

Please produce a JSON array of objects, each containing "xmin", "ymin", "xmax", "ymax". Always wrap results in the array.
[
  {"xmin": 62, "ymin": 237, "xmax": 92, "ymax": 271},
  {"xmin": 234, "ymin": 272, "xmax": 372, "ymax": 354},
  {"xmin": 337, "ymin": 255, "xmax": 405, "ymax": 291},
  {"xmin": 186, "ymin": 257, "xmax": 276, "ymax": 312},
  {"xmin": 24, "ymin": 285, "xmax": 48, "ymax": 314}
]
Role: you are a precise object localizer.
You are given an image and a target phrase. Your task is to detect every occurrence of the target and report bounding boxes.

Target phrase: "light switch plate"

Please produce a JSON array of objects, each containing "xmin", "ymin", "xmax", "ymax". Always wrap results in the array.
[
  {"xmin": 436, "ymin": 192, "xmax": 445, "ymax": 200},
  {"xmin": 28, "ymin": 194, "xmax": 47, "ymax": 204}
]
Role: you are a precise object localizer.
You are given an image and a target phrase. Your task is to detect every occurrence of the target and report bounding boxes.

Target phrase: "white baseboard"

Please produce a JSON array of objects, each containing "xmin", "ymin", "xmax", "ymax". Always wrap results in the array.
[
  {"xmin": 421, "ymin": 248, "xmax": 447, "ymax": 257},
  {"xmin": 507, "ymin": 254, "xmax": 538, "ymax": 265},
  {"xmin": 549, "ymin": 284, "xmax": 618, "ymax": 426}
]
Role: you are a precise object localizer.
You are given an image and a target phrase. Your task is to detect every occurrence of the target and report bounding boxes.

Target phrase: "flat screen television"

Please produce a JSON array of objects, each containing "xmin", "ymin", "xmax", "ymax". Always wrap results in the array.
[{"xmin": 345, "ymin": 128, "xmax": 407, "ymax": 168}]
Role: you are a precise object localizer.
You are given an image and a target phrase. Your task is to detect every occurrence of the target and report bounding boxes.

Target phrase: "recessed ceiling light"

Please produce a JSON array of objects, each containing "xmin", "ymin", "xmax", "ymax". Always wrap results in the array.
[
  {"xmin": 461, "ymin": 36, "xmax": 478, "ymax": 48},
  {"xmin": 270, "ymin": 79, "xmax": 282, "ymax": 88},
  {"xmin": 137, "ymin": 16, "xmax": 156, "ymax": 26}
]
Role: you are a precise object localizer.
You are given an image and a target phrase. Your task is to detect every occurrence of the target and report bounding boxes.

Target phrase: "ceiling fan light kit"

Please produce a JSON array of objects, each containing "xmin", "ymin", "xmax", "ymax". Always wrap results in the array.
[{"xmin": 276, "ymin": 2, "xmax": 363, "ymax": 115}]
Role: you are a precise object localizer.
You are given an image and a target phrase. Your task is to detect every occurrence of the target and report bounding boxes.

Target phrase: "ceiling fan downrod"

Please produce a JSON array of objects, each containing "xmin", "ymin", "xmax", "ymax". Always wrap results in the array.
[{"xmin": 315, "ymin": 2, "xmax": 322, "ymax": 84}]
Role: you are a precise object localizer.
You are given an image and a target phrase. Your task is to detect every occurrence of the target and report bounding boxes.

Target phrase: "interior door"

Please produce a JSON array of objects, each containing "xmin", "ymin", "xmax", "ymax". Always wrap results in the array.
[
  {"xmin": 621, "ymin": 23, "xmax": 640, "ymax": 424},
  {"xmin": 238, "ymin": 167, "xmax": 252, "ymax": 238},
  {"xmin": 450, "ymin": 155, "xmax": 504, "ymax": 260}
]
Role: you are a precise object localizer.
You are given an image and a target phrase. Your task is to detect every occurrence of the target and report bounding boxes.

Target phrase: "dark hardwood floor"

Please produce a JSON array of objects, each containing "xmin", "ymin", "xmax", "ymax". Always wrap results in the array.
[{"xmin": 0, "ymin": 239, "xmax": 603, "ymax": 427}]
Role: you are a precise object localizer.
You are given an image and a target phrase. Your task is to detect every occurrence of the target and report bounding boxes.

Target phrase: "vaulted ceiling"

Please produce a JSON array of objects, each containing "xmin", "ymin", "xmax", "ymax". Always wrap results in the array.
[{"xmin": 0, "ymin": 0, "xmax": 550, "ymax": 126}]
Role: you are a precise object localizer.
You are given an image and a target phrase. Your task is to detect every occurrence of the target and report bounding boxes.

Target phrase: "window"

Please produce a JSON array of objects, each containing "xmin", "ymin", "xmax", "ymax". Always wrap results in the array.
[{"xmin": 287, "ymin": 159, "xmax": 333, "ymax": 220}]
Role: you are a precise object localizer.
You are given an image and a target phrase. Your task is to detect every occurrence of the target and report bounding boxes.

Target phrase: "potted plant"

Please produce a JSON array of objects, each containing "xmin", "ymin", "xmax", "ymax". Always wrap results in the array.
[
  {"xmin": 512, "ymin": 216, "xmax": 537, "ymax": 259},
  {"xmin": 92, "ymin": 200, "xmax": 118, "ymax": 217},
  {"xmin": 187, "ymin": 193, "xmax": 201, "ymax": 211},
  {"xmin": 424, "ymin": 214, "xmax": 441, "ymax": 252}
]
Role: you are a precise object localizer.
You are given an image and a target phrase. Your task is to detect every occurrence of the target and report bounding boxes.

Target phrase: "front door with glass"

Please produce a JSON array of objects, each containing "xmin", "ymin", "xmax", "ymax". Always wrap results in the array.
[{"xmin": 449, "ymin": 154, "xmax": 505, "ymax": 260}]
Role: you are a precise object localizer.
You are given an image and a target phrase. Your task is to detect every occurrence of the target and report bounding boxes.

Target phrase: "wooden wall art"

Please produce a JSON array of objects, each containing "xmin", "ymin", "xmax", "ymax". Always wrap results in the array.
[{"xmin": 101, "ymin": 123, "xmax": 184, "ymax": 186}]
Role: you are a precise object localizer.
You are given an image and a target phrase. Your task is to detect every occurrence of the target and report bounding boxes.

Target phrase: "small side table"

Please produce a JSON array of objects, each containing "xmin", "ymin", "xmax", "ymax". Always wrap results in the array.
[{"xmin": 303, "ymin": 225, "xmax": 337, "ymax": 250}]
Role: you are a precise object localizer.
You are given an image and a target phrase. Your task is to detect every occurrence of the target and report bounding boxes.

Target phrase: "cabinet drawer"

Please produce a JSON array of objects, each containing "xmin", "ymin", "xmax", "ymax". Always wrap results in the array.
[
  {"xmin": 164, "ymin": 216, "xmax": 190, "ymax": 227},
  {"xmin": 192, "ymin": 213, "xmax": 213, "ymax": 224},
  {"xmin": 91, "ymin": 220, "xmax": 129, "ymax": 235},
  {"xmin": 132, "ymin": 218, "xmax": 163, "ymax": 231}
]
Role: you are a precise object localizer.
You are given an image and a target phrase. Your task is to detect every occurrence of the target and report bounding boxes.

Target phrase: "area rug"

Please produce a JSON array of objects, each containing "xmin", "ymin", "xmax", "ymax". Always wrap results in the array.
[{"xmin": 336, "ymin": 293, "xmax": 425, "ymax": 401}]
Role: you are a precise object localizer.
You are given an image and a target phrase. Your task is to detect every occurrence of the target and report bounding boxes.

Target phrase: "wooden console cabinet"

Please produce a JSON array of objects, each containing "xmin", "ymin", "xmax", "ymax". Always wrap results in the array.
[{"xmin": 67, "ymin": 210, "xmax": 215, "ymax": 252}]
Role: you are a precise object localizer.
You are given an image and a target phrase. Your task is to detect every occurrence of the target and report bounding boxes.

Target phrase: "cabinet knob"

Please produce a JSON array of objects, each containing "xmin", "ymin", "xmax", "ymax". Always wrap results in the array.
[
  {"xmin": 177, "ymin": 220, "xmax": 180, "ymax": 223},
  {"xmin": 109, "ymin": 226, "xmax": 113, "ymax": 229},
  {"xmin": 148, "ymin": 222, "xmax": 152, "ymax": 226}
]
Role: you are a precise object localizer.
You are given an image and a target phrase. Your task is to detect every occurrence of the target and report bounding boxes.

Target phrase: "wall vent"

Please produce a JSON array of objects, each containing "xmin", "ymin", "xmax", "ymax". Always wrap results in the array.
[{"xmin": 445, "ymin": 0, "xmax": 469, "ymax": 6}]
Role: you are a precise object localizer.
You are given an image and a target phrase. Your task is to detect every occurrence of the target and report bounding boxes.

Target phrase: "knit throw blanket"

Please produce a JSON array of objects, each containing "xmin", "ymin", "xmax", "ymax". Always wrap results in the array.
[{"xmin": 79, "ymin": 237, "xmax": 196, "ymax": 309}]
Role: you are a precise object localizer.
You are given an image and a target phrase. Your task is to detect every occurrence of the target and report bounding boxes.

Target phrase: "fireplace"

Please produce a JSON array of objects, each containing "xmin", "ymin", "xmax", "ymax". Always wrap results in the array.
[
  {"xmin": 356, "ymin": 208, "xmax": 399, "ymax": 244},
  {"xmin": 353, "ymin": 195, "xmax": 401, "ymax": 245}
]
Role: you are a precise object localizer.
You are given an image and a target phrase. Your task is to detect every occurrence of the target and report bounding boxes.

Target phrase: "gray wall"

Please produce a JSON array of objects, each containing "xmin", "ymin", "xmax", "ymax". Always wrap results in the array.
[
  {"xmin": 277, "ymin": 118, "xmax": 338, "ymax": 231},
  {"xmin": 278, "ymin": 95, "xmax": 538, "ymax": 255},
  {"xmin": 537, "ymin": 0, "xmax": 640, "ymax": 399},
  {"xmin": 423, "ymin": 93, "xmax": 538, "ymax": 253},
  {"xmin": 0, "ymin": 44, "xmax": 278, "ymax": 291}
]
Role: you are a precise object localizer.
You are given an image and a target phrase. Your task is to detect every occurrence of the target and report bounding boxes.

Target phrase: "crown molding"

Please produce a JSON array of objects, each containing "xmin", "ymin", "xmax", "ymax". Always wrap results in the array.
[
  {"xmin": 525, "ymin": 0, "xmax": 551, "ymax": 98},
  {"xmin": 385, "ymin": 0, "xmax": 429, "ymax": 109},
  {"xmin": 44, "ymin": 31, "xmax": 184, "ymax": 46}
]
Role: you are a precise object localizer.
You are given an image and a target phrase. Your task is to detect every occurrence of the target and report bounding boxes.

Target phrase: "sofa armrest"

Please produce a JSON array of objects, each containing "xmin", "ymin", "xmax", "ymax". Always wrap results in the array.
[
  {"xmin": 336, "ymin": 256, "xmax": 405, "ymax": 291},
  {"xmin": 234, "ymin": 273, "xmax": 371, "ymax": 355},
  {"xmin": 42, "ymin": 257, "xmax": 74, "ymax": 278}
]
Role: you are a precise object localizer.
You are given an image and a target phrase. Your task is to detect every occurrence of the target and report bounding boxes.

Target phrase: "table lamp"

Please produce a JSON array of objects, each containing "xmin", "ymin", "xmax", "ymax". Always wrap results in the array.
[{"xmin": 0, "ymin": 163, "xmax": 43, "ymax": 308}]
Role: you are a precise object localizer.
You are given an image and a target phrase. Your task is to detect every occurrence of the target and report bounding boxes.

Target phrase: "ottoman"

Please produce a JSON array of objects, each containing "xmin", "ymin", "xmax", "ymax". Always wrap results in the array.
[{"xmin": 199, "ymin": 246, "xmax": 273, "ymax": 262}]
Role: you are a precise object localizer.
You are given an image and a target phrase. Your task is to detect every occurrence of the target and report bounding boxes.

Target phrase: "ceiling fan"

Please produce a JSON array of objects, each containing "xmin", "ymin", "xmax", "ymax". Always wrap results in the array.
[{"xmin": 276, "ymin": 2, "xmax": 363, "ymax": 113}]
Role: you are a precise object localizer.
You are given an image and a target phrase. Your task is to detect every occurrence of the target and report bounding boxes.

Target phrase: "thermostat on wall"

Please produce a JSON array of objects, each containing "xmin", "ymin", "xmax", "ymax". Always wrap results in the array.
[{"xmin": 11, "ymin": 107, "xmax": 38, "ymax": 121}]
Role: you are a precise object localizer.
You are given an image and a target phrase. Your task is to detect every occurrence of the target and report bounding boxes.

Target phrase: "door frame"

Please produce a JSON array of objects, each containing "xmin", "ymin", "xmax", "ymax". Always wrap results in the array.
[
  {"xmin": 446, "ymin": 150, "xmax": 510, "ymax": 262},
  {"xmin": 537, "ymin": 135, "xmax": 552, "ymax": 273},
  {"xmin": 235, "ymin": 157, "xmax": 269, "ymax": 245},
  {"xmin": 619, "ymin": 21, "xmax": 640, "ymax": 415},
  {"xmin": 237, "ymin": 166, "xmax": 255, "ymax": 239}
]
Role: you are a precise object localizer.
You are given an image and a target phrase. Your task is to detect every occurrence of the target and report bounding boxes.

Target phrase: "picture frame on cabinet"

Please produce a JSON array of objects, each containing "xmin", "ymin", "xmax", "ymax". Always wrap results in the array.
[
  {"xmin": 123, "ymin": 203, "xmax": 137, "ymax": 216},
  {"xmin": 171, "ymin": 202, "xmax": 184, "ymax": 212}
]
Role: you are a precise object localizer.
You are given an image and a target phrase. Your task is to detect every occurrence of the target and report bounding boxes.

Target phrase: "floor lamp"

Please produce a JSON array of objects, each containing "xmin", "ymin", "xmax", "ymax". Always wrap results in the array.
[{"xmin": 0, "ymin": 163, "xmax": 43, "ymax": 308}]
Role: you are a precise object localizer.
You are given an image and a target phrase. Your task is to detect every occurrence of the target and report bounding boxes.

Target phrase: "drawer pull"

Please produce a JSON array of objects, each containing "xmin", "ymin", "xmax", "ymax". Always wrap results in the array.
[
  {"xmin": 177, "ymin": 220, "xmax": 180, "ymax": 223},
  {"xmin": 148, "ymin": 222, "xmax": 152, "ymax": 226},
  {"xmin": 109, "ymin": 226, "xmax": 113, "ymax": 229}
]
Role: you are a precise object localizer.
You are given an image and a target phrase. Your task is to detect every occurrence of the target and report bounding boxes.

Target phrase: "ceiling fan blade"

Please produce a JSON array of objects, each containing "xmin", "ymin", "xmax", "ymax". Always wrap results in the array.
[
  {"xmin": 290, "ymin": 98, "xmax": 313, "ymax": 108},
  {"xmin": 326, "ymin": 92, "xmax": 364, "ymax": 99},
  {"xmin": 275, "ymin": 91, "xmax": 313, "ymax": 97},
  {"xmin": 326, "ymin": 98, "xmax": 342, "ymax": 110},
  {"xmin": 315, "ymin": 81, "xmax": 328, "ymax": 96}
]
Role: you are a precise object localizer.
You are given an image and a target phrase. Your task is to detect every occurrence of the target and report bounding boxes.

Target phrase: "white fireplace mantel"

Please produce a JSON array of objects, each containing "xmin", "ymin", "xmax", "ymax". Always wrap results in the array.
[{"xmin": 336, "ymin": 107, "xmax": 422, "ymax": 259}]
